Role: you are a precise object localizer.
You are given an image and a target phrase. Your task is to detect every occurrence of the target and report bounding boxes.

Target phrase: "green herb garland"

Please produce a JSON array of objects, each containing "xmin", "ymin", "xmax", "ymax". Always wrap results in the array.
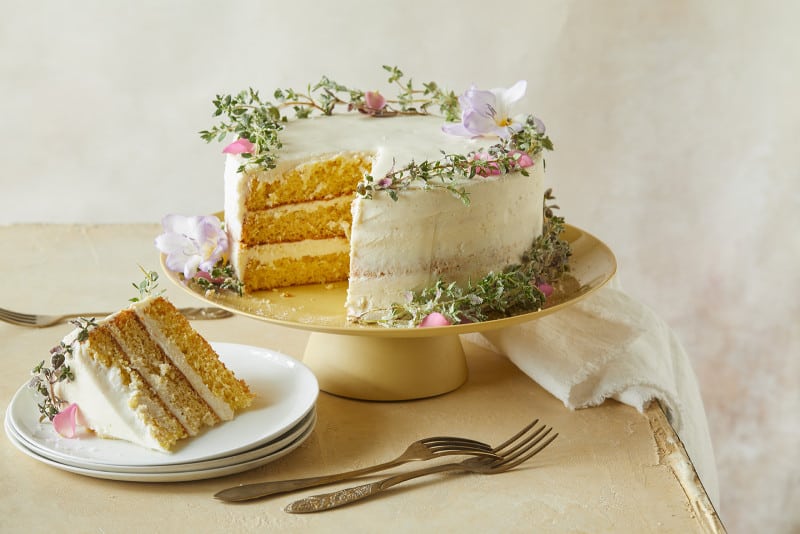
[{"xmin": 199, "ymin": 66, "xmax": 552, "ymax": 204}]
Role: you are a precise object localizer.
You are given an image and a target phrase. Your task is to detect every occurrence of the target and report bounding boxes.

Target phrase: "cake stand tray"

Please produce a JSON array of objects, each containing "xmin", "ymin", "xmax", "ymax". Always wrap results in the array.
[{"xmin": 161, "ymin": 224, "xmax": 616, "ymax": 401}]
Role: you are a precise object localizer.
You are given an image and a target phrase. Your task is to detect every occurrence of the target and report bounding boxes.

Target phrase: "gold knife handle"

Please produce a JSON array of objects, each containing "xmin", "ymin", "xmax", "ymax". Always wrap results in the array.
[
  {"xmin": 214, "ymin": 460, "xmax": 402, "ymax": 502},
  {"xmin": 285, "ymin": 463, "xmax": 460, "ymax": 513}
]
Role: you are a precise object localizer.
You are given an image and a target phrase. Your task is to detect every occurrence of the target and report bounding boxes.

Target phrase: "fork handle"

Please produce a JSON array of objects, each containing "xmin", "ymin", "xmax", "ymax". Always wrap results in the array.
[
  {"xmin": 213, "ymin": 459, "xmax": 404, "ymax": 502},
  {"xmin": 285, "ymin": 463, "xmax": 462, "ymax": 513}
]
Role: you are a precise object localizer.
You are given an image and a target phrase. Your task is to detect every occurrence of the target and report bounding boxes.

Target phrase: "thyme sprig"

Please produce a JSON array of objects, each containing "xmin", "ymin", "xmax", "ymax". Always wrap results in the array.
[
  {"xmin": 130, "ymin": 266, "xmax": 165, "ymax": 302},
  {"xmin": 192, "ymin": 261, "xmax": 244, "ymax": 297},
  {"xmin": 356, "ymin": 194, "xmax": 571, "ymax": 327},
  {"xmin": 356, "ymin": 116, "xmax": 552, "ymax": 204},
  {"xmin": 29, "ymin": 318, "xmax": 96, "ymax": 421},
  {"xmin": 200, "ymin": 66, "xmax": 467, "ymax": 174}
]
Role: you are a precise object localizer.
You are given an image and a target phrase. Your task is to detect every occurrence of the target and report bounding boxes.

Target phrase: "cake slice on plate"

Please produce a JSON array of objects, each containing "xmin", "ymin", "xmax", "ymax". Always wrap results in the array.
[{"xmin": 31, "ymin": 294, "xmax": 253, "ymax": 452}]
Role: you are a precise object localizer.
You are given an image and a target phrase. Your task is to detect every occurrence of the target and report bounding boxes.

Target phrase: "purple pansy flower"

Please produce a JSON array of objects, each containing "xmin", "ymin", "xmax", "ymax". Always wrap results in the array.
[
  {"xmin": 155, "ymin": 214, "xmax": 229, "ymax": 280},
  {"xmin": 443, "ymin": 80, "xmax": 527, "ymax": 138}
]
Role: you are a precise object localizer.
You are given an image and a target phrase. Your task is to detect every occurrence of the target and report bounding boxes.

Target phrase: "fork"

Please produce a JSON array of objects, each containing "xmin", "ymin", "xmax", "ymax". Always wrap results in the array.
[
  {"xmin": 0, "ymin": 306, "xmax": 233, "ymax": 327},
  {"xmin": 214, "ymin": 435, "xmax": 499, "ymax": 502},
  {"xmin": 285, "ymin": 419, "xmax": 557, "ymax": 513}
]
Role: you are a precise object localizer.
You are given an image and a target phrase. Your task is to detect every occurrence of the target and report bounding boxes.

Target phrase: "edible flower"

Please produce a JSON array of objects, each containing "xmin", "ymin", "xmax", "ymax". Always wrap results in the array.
[
  {"xmin": 53, "ymin": 403, "xmax": 83, "ymax": 439},
  {"xmin": 364, "ymin": 91, "xmax": 387, "ymax": 112},
  {"xmin": 419, "ymin": 312, "xmax": 452, "ymax": 327},
  {"xmin": 222, "ymin": 138, "xmax": 255, "ymax": 155},
  {"xmin": 155, "ymin": 214, "xmax": 229, "ymax": 280},
  {"xmin": 471, "ymin": 149, "xmax": 535, "ymax": 177},
  {"xmin": 537, "ymin": 282, "xmax": 554, "ymax": 297},
  {"xmin": 443, "ymin": 80, "xmax": 527, "ymax": 138}
]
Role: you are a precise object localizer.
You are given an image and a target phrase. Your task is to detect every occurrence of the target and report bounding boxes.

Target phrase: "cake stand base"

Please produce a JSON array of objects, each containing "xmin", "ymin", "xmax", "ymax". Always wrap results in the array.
[{"xmin": 302, "ymin": 332, "xmax": 468, "ymax": 401}]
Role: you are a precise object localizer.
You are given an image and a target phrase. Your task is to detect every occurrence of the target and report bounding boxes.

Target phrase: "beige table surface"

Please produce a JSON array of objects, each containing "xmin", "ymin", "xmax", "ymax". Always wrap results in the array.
[{"xmin": 0, "ymin": 224, "xmax": 724, "ymax": 533}]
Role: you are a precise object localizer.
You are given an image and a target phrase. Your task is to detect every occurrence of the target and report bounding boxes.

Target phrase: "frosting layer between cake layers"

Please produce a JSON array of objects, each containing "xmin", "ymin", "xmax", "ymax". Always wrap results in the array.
[{"xmin": 223, "ymin": 113, "xmax": 545, "ymax": 320}]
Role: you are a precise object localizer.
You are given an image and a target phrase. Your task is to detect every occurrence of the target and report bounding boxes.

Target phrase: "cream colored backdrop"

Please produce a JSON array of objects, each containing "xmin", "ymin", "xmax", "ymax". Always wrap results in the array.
[{"xmin": 1, "ymin": 1, "xmax": 798, "ymax": 532}]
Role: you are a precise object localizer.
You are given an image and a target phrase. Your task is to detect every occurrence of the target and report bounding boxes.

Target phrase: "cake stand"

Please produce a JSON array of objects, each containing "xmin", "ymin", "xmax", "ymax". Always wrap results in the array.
[{"xmin": 161, "ymin": 224, "xmax": 616, "ymax": 401}]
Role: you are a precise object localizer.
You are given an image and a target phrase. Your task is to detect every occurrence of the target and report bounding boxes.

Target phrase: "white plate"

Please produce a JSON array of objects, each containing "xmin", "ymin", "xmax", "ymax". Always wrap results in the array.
[
  {"xmin": 4, "ymin": 415, "xmax": 316, "ymax": 482},
  {"xmin": 7, "ymin": 342, "xmax": 318, "ymax": 467},
  {"xmin": 6, "ymin": 407, "xmax": 316, "ymax": 474}
]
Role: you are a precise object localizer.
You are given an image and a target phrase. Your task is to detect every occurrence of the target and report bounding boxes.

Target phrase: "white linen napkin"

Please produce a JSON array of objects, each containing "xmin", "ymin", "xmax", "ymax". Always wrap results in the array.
[{"xmin": 464, "ymin": 284, "xmax": 719, "ymax": 508}]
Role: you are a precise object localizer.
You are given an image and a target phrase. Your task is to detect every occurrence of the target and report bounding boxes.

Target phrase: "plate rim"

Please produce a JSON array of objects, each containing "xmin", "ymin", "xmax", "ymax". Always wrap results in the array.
[
  {"xmin": 6, "ymin": 407, "xmax": 316, "ymax": 474},
  {"xmin": 4, "ymin": 415, "xmax": 316, "ymax": 483}
]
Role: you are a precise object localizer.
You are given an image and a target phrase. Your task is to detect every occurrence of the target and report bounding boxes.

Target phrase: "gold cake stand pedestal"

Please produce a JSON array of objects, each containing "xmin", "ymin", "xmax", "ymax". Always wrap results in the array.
[{"xmin": 161, "ymin": 224, "xmax": 616, "ymax": 401}]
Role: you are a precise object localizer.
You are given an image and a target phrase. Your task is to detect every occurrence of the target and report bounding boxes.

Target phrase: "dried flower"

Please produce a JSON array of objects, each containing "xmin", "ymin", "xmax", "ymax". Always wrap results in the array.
[
  {"xmin": 155, "ymin": 214, "xmax": 229, "ymax": 280},
  {"xmin": 30, "ymin": 317, "xmax": 95, "ymax": 421},
  {"xmin": 442, "ymin": 81, "xmax": 527, "ymax": 138}
]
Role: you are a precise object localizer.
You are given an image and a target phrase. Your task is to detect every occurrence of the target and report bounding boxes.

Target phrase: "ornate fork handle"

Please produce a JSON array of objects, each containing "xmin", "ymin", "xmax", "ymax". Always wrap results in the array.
[{"xmin": 285, "ymin": 463, "xmax": 464, "ymax": 513}]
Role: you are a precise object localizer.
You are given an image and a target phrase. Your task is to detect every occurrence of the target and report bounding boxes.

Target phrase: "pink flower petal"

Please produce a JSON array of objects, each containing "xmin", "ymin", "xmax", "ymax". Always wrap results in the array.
[
  {"xmin": 509, "ymin": 150, "xmax": 534, "ymax": 168},
  {"xmin": 471, "ymin": 152, "xmax": 501, "ymax": 177},
  {"xmin": 222, "ymin": 138, "xmax": 255, "ymax": 155},
  {"xmin": 53, "ymin": 403, "xmax": 82, "ymax": 439},
  {"xmin": 365, "ymin": 91, "xmax": 386, "ymax": 111},
  {"xmin": 419, "ymin": 312, "xmax": 452, "ymax": 327},
  {"xmin": 537, "ymin": 282, "xmax": 554, "ymax": 297}
]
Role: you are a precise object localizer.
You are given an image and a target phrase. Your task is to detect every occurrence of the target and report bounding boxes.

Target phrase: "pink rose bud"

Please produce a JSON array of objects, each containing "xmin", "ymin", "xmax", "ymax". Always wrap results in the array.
[
  {"xmin": 510, "ymin": 150, "xmax": 534, "ymax": 168},
  {"xmin": 365, "ymin": 91, "xmax": 386, "ymax": 111},
  {"xmin": 537, "ymin": 282, "xmax": 554, "ymax": 297},
  {"xmin": 419, "ymin": 312, "xmax": 452, "ymax": 327}
]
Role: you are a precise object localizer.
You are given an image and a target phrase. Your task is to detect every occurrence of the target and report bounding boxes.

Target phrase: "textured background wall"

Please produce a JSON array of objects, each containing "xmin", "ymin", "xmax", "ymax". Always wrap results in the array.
[{"xmin": 1, "ymin": 1, "xmax": 798, "ymax": 532}]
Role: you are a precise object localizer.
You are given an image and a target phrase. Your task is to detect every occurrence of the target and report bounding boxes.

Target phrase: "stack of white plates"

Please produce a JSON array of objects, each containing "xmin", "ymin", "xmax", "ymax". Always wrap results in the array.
[{"xmin": 3, "ymin": 342, "xmax": 319, "ymax": 482}]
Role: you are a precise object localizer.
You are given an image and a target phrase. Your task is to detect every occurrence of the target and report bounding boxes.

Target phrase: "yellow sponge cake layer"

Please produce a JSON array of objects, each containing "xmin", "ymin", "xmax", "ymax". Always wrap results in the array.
[
  {"xmin": 109, "ymin": 310, "xmax": 218, "ymax": 434},
  {"xmin": 136, "ymin": 297, "xmax": 254, "ymax": 415},
  {"xmin": 244, "ymin": 154, "xmax": 371, "ymax": 209},
  {"xmin": 240, "ymin": 196, "xmax": 353, "ymax": 245},
  {"xmin": 237, "ymin": 240, "xmax": 350, "ymax": 290}
]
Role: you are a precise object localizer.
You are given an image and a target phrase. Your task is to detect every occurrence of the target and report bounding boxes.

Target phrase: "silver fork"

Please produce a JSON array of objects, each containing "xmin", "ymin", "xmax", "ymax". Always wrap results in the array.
[
  {"xmin": 0, "ymin": 306, "xmax": 233, "ymax": 327},
  {"xmin": 285, "ymin": 419, "xmax": 557, "ymax": 513},
  {"xmin": 214, "ymin": 435, "xmax": 499, "ymax": 502}
]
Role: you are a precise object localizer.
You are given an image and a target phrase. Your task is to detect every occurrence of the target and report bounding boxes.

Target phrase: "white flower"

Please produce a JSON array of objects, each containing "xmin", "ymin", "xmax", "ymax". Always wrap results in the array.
[
  {"xmin": 442, "ymin": 80, "xmax": 527, "ymax": 138},
  {"xmin": 155, "ymin": 214, "xmax": 228, "ymax": 280}
]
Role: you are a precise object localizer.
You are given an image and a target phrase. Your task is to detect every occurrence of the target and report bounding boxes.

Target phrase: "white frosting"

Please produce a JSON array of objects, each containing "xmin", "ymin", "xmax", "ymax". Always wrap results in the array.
[
  {"xmin": 53, "ymin": 326, "xmax": 166, "ymax": 451},
  {"xmin": 347, "ymin": 164, "xmax": 544, "ymax": 318},
  {"xmin": 223, "ymin": 113, "xmax": 545, "ymax": 319},
  {"xmin": 236, "ymin": 237, "xmax": 349, "ymax": 267}
]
